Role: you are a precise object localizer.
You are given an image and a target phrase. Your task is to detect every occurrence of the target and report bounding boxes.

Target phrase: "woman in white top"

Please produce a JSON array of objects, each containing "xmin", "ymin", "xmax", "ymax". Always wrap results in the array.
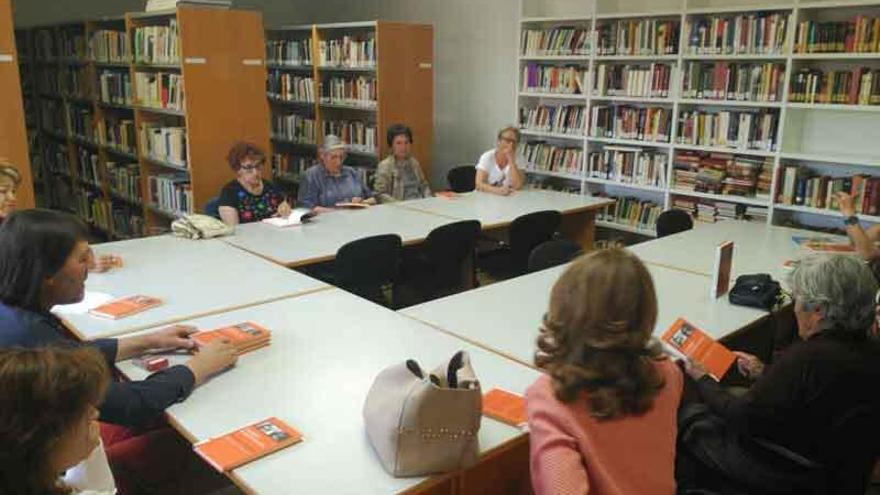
[
  {"xmin": 0, "ymin": 347, "xmax": 117, "ymax": 495},
  {"xmin": 475, "ymin": 126, "xmax": 525, "ymax": 195}
]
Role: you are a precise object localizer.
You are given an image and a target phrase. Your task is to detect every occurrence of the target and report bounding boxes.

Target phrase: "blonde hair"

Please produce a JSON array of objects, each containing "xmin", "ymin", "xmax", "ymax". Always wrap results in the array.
[
  {"xmin": 496, "ymin": 126, "xmax": 521, "ymax": 144},
  {"xmin": 0, "ymin": 163, "xmax": 21, "ymax": 186}
]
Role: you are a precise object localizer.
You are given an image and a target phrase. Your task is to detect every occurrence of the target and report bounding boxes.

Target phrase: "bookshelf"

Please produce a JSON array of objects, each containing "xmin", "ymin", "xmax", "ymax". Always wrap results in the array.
[
  {"xmin": 18, "ymin": 6, "xmax": 270, "ymax": 238},
  {"xmin": 518, "ymin": 0, "xmax": 880, "ymax": 236},
  {"xmin": 265, "ymin": 21, "xmax": 433, "ymax": 195}
]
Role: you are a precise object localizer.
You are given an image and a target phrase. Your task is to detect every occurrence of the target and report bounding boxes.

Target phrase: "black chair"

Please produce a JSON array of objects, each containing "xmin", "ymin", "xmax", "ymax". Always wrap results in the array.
[
  {"xmin": 401, "ymin": 220, "xmax": 482, "ymax": 303},
  {"xmin": 447, "ymin": 165, "xmax": 476, "ymax": 193},
  {"xmin": 334, "ymin": 234, "xmax": 402, "ymax": 308},
  {"xmin": 656, "ymin": 209, "xmax": 694, "ymax": 238},
  {"xmin": 527, "ymin": 239, "xmax": 583, "ymax": 273},
  {"xmin": 480, "ymin": 210, "xmax": 562, "ymax": 278},
  {"xmin": 203, "ymin": 196, "xmax": 220, "ymax": 219}
]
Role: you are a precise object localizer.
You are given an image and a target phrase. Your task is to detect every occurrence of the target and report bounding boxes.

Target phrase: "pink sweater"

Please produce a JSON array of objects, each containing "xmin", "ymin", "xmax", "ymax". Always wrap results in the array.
[{"xmin": 525, "ymin": 359, "xmax": 683, "ymax": 495}]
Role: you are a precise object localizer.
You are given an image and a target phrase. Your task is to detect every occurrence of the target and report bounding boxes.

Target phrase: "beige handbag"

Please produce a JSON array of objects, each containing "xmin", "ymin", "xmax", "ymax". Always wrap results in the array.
[
  {"xmin": 171, "ymin": 214, "xmax": 233, "ymax": 240},
  {"xmin": 363, "ymin": 350, "xmax": 482, "ymax": 477}
]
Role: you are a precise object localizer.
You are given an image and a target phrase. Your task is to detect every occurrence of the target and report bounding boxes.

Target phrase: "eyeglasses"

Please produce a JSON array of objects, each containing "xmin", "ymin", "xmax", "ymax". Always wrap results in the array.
[
  {"xmin": 240, "ymin": 162, "xmax": 264, "ymax": 173},
  {"xmin": 498, "ymin": 136, "xmax": 518, "ymax": 145}
]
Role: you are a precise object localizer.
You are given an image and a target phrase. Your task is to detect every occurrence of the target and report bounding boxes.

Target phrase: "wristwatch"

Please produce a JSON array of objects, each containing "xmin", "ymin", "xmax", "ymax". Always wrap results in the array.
[{"xmin": 844, "ymin": 215, "xmax": 860, "ymax": 226}]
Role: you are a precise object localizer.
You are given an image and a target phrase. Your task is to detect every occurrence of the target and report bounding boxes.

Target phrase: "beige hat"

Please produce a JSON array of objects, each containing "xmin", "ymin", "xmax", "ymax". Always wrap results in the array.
[{"xmin": 321, "ymin": 134, "xmax": 347, "ymax": 153}]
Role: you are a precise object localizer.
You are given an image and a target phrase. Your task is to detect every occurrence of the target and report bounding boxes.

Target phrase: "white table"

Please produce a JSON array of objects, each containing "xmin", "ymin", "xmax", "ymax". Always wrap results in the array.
[
  {"xmin": 400, "ymin": 261, "xmax": 767, "ymax": 368},
  {"xmin": 55, "ymin": 236, "xmax": 328, "ymax": 340},
  {"xmin": 117, "ymin": 289, "xmax": 541, "ymax": 495}
]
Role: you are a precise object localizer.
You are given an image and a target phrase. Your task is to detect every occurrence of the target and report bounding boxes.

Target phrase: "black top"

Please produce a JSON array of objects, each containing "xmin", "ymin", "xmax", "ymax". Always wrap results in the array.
[
  {"xmin": 218, "ymin": 180, "xmax": 286, "ymax": 224},
  {"xmin": 0, "ymin": 302, "xmax": 195, "ymax": 427}
]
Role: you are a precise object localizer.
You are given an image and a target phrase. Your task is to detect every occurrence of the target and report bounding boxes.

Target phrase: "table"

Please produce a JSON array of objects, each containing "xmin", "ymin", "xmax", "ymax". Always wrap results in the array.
[
  {"xmin": 54, "ymin": 236, "xmax": 329, "ymax": 340},
  {"xmin": 117, "ymin": 289, "xmax": 541, "ymax": 495},
  {"xmin": 399, "ymin": 262, "xmax": 767, "ymax": 368}
]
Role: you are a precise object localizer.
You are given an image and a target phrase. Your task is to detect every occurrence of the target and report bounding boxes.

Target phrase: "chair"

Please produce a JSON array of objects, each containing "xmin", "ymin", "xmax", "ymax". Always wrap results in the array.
[
  {"xmin": 334, "ymin": 234, "xmax": 402, "ymax": 308},
  {"xmin": 447, "ymin": 165, "xmax": 476, "ymax": 193},
  {"xmin": 527, "ymin": 239, "xmax": 583, "ymax": 273},
  {"xmin": 203, "ymin": 196, "xmax": 220, "ymax": 219},
  {"xmin": 656, "ymin": 209, "xmax": 694, "ymax": 238},
  {"xmin": 479, "ymin": 210, "xmax": 562, "ymax": 278},
  {"xmin": 401, "ymin": 220, "xmax": 482, "ymax": 303}
]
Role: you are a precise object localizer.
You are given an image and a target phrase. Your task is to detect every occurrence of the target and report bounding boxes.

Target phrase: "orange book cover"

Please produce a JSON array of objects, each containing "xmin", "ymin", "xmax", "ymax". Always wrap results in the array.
[
  {"xmin": 192, "ymin": 322, "xmax": 271, "ymax": 351},
  {"xmin": 482, "ymin": 388, "xmax": 527, "ymax": 427},
  {"xmin": 710, "ymin": 241, "xmax": 734, "ymax": 299},
  {"xmin": 88, "ymin": 295, "xmax": 162, "ymax": 320},
  {"xmin": 661, "ymin": 318, "xmax": 736, "ymax": 381},
  {"xmin": 194, "ymin": 417, "xmax": 302, "ymax": 472}
]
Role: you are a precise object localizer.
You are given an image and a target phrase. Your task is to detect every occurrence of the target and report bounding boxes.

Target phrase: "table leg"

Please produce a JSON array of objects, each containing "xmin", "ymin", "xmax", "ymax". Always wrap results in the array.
[{"xmin": 560, "ymin": 210, "xmax": 596, "ymax": 252}]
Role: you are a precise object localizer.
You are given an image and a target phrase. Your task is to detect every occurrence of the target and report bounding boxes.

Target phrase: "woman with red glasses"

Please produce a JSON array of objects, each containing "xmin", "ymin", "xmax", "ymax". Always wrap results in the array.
[{"xmin": 218, "ymin": 141, "xmax": 292, "ymax": 227}]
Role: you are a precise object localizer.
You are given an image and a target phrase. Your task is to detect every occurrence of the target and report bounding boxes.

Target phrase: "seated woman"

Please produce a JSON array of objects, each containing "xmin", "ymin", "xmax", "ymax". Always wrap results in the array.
[
  {"xmin": 0, "ymin": 346, "xmax": 115, "ymax": 494},
  {"xmin": 835, "ymin": 191, "xmax": 880, "ymax": 278},
  {"xmin": 526, "ymin": 249, "xmax": 683, "ymax": 495},
  {"xmin": 475, "ymin": 126, "xmax": 525, "ymax": 196},
  {"xmin": 218, "ymin": 142, "xmax": 292, "ymax": 226},
  {"xmin": 373, "ymin": 124, "xmax": 431, "ymax": 203},
  {"xmin": 299, "ymin": 135, "xmax": 375, "ymax": 212},
  {"xmin": 678, "ymin": 254, "xmax": 880, "ymax": 494}
]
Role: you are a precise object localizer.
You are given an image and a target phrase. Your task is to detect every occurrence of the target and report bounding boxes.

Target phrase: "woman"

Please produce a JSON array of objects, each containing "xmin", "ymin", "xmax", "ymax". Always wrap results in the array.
[
  {"xmin": 835, "ymin": 191, "xmax": 880, "ymax": 277},
  {"xmin": 679, "ymin": 254, "xmax": 880, "ymax": 494},
  {"xmin": 373, "ymin": 124, "xmax": 431, "ymax": 203},
  {"xmin": 526, "ymin": 249, "xmax": 683, "ymax": 495},
  {"xmin": 475, "ymin": 126, "xmax": 525, "ymax": 196},
  {"xmin": 0, "ymin": 162, "xmax": 20, "ymax": 222},
  {"xmin": 299, "ymin": 134, "xmax": 375, "ymax": 212},
  {"xmin": 218, "ymin": 142, "xmax": 292, "ymax": 226},
  {"xmin": 0, "ymin": 346, "xmax": 115, "ymax": 494}
]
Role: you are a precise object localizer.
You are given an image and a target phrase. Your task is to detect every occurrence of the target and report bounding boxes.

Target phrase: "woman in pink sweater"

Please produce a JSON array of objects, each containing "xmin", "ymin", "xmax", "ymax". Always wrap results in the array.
[{"xmin": 526, "ymin": 248, "xmax": 683, "ymax": 494}]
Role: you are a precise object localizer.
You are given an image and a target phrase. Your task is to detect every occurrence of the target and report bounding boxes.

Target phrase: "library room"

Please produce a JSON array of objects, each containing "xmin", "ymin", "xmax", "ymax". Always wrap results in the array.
[{"xmin": 2, "ymin": 0, "xmax": 880, "ymax": 493}]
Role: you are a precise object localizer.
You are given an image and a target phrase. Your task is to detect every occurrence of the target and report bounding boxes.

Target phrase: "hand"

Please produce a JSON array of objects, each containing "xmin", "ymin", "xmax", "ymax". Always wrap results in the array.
[
  {"xmin": 497, "ymin": 185, "xmax": 512, "ymax": 196},
  {"xmin": 351, "ymin": 197, "xmax": 363, "ymax": 204},
  {"xmin": 683, "ymin": 358, "xmax": 708, "ymax": 381},
  {"xmin": 276, "ymin": 200, "xmax": 292, "ymax": 218},
  {"xmin": 146, "ymin": 324, "xmax": 197, "ymax": 351},
  {"xmin": 89, "ymin": 253, "xmax": 123, "ymax": 273},
  {"xmin": 733, "ymin": 351, "xmax": 765, "ymax": 379},
  {"xmin": 312, "ymin": 206, "xmax": 333, "ymax": 214},
  {"xmin": 185, "ymin": 341, "xmax": 238, "ymax": 386},
  {"xmin": 836, "ymin": 192, "xmax": 856, "ymax": 217}
]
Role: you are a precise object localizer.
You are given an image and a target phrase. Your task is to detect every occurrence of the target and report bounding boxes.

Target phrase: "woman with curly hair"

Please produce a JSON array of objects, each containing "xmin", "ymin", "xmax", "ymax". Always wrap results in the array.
[{"xmin": 526, "ymin": 248, "xmax": 683, "ymax": 494}]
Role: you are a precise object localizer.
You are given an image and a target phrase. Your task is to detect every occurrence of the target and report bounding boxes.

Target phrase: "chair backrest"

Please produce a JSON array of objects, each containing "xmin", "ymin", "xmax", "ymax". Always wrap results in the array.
[
  {"xmin": 447, "ymin": 165, "xmax": 476, "ymax": 193},
  {"xmin": 425, "ymin": 220, "xmax": 482, "ymax": 290},
  {"xmin": 335, "ymin": 234, "xmax": 402, "ymax": 304},
  {"xmin": 203, "ymin": 196, "xmax": 220, "ymax": 219},
  {"xmin": 528, "ymin": 239, "xmax": 583, "ymax": 273},
  {"xmin": 510, "ymin": 210, "xmax": 562, "ymax": 274},
  {"xmin": 656, "ymin": 209, "xmax": 694, "ymax": 238}
]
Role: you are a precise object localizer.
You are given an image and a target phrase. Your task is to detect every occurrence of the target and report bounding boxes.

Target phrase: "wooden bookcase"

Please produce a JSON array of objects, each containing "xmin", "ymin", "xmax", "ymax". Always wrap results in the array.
[
  {"xmin": 518, "ymin": 0, "xmax": 880, "ymax": 237},
  {"xmin": 0, "ymin": 0, "xmax": 36, "ymax": 210},
  {"xmin": 266, "ymin": 21, "xmax": 433, "ymax": 195},
  {"xmin": 19, "ymin": 6, "xmax": 269, "ymax": 239}
]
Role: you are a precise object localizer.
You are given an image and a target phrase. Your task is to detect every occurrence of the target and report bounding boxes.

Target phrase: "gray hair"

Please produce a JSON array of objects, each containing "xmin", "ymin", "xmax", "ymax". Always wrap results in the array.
[
  {"xmin": 321, "ymin": 134, "xmax": 347, "ymax": 153},
  {"xmin": 788, "ymin": 254, "xmax": 878, "ymax": 334}
]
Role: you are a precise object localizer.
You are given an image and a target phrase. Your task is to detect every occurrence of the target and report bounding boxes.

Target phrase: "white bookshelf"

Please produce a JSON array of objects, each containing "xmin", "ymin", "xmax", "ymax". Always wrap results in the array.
[{"xmin": 518, "ymin": 0, "xmax": 880, "ymax": 236}]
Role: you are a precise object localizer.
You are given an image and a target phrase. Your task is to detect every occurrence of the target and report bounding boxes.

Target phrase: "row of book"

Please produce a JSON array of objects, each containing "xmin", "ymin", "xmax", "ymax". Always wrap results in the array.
[
  {"xmin": 587, "ymin": 147, "xmax": 668, "ymax": 188},
  {"xmin": 676, "ymin": 110, "xmax": 779, "ymax": 152},
  {"xmin": 322, "ymin": 120, "xmax": 378, "ymax": 154},
  {"xmin": 75, "ymin": 149, "xmax": 101, "ymax": 186},
  {"xmin": 267, "ymin": 72, "xmax": 315, "ymax": 102},
  {"xmin": 672, "ymin": 197, "xmax": 768, "ymax": 223},
  {"xmin": 35, "ymin": 29, "xmax": 58, "ymax": 60},
  {"xmin": 43, "ymin": 142, "xmax": 70, "ymax": 177},
  {"xmin": 267, "ymin": 39, "xmax": 313, "ymax": 66},
  {"xmin": 592, "ymin": 63, "xmax": 672, "ymax": 99},
  {"xmin": 89, "ymin": 30, "xmax": 129, "ymax": 63},
  {"xmin": 789, "ymin": 67, "xmax": 880, "ymax": 106},
  {"xmin": 140, "ymin": 125, "xmax": 187, "ymax": 166},
  {"xmin": 681, "ymin": 62, "xmax": 784, "ymax": 103},
  {"xmin": 597, "ymin": 194, "xmax": 662, "ymax": 233},
  {"xmin": 272, "ymin": 114, "xmax": 317, "ymax": 145},
  {"xmin": 134, "ymin": 72, "xmax": 184, "ymax": 110},
  {"xmin": 37, "ymin": 68, "xmax": 61, "ymax": 94},
  {"xmin": 794, "ymin": 16, "xmax": 880, "ymax": 54},
  {"xmin": 133, "ymin": 22, "xmax": 180, "ymax": 64},
  {"xmin": 101, "ymin": 118, "xmax": 137, "ymax": 154},
  {"xmin": 777, "ymin": 166, "xmax": 880, "ymax": 216},
  {"xmin": 75, "ymin": 190, "xmax": 112, "ymax": 232},
  {"xmin": 319, "ymin": 76, "xmax": 377, "ymax": 107},
  {"xmin": 589, "ymin": 106, "xmax": 672, "ymax": 143},
  {"xmin": 520, "ymin": 142, "xmax": 584, "ymax": 176},
  {"xmin": 672, "ymin": 151, "xmax": 772, "ymax": 199},
  {"xmin": 98, "ymin": 71, "xmax": 132, "ymax": 105},
  {"xmin": 521, "ymin": 64, "xmax": 585, "ymax": 95},
  {"xmin": 106, "ymin": 162, "xmax": 142, "ymax": 203},
  {"xmin": 68, "ymin": 106, "xmax": 97, "ymax": 142},
  {"xmin": 684, "ymin": 13, "xmax": 789, "ymax": 56},
  {"xmin": 59, "ymin": 31, "xmax": 86, "ymax": 60},
  {"xmin": 148, "ymin": 173, "xmax": 193, "ymax": 215},
  {"xmin": 60, "ymin": 66, "xmax": 91, "ymax": 99},
  {"xmin": 112, "ymin": 204, "xmax": 146, "ymax": 238},
  {"xmin": 318, "ymin": 36, "xmax": 376, "ymax": 68},
  {"xmin": 40, "ymin": 100, "xmax": 65, "ymax": 134},
  {"xmin": 596, "ymin": 19, "xmax": 679, "ymax": 57},
  {"xmin": 520, "ymin": 27, "xmax": 591, "ymax": 56},
  {"xmin": 518, "ymin": 104, "xmax": 585, "ymax": 135},
  {"xmin": 271, "ymin": 154, "xmax": 318, "ymax": 179}
]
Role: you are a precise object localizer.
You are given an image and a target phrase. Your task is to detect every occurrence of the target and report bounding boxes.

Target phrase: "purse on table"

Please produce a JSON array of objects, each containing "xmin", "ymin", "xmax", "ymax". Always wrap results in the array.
[
  {"xmin": 171, "ymin": 214, "xmax": 234, "ymax": 240},
  {"xmin": 728, "ymin": 274, "xmax": 783, "ymax": 311}
]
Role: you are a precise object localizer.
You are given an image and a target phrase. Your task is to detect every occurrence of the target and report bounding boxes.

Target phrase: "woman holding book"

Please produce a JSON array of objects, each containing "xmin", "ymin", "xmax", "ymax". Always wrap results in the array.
[
  {"xmin": 474, "ymin": 126, "xmax": 525, "ymax": 196},
  {"xmin": 677, "ymin": 254, "xmax": 880, "ymax": 493},
  {"xmin": 298, "ymin": 134, "xmax": 376, "ymax": 212},
  {"xmin": 218, "ymin": 141, "xmax": 292, "ymax": 227},
  {"xmin": 373, "ymin": 124, "xmax": 431, "ymax": 203},
  {"xmin": 526, "ymin": 249, "xmax": 683, "ymax": 494}
]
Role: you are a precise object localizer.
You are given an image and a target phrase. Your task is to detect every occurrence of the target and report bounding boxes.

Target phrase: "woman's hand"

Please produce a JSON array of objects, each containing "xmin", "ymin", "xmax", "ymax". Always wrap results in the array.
[
  {"xmin": 683, "ymin": 357, "xmax": 708, "ymax": 381},
  {"xmin": 186, "ymin": 341, "xmax": 239, "ymax": 386},
  {"xmin": 146, "ymin": 324, "xmax": 198, "ymax": 351},
  {"xmin": 89, "ymin": 253, "xmax": 123, "ymax": 273},
  {"xmin": 836, "ymin": 192, "xmax": 856, "ymax": 218},
  {"xmin": 276, "ymin": 200, "xmax": 292, "ymax": 218},
  {"xmin": 733, "ymin": 351, "xmax": 765, "ymax": 379}
]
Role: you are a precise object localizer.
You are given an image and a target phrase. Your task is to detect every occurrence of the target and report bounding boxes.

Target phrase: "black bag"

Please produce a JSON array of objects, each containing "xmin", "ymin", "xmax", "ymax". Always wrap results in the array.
[{"xmin": 728, "ymin": 274, "xmax": 782, "ymax": 311}]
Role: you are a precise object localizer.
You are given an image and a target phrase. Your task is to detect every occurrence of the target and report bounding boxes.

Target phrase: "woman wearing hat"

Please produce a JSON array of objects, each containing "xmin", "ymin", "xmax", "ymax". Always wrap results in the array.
[{"xmin": 298, "ymin": 135, "xmax": 376, "ymax": 212}]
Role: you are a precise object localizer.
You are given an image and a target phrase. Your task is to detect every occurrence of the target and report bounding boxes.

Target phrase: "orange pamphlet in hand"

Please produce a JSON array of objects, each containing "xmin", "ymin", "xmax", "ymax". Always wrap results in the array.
[
  {"xmin": 661, "ymin": 318, "xmax": 736, "ymax": 381},
  {"xmin": 88, "ymin": 295, "xmax": 162, "ymax": 320},
  {"xmin": 482, "ymin": 388, "xmax": 527, "ymax": 427},
  {"xmin": 194, "ymin": 417, "xmax": 302, "ymax": 472},
  {"xmin": 191, "ymin": 322, "xmax": 272, "ymax": 355}
]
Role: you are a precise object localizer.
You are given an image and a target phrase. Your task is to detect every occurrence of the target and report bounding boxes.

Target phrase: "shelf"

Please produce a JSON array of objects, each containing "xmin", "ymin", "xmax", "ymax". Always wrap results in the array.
[
  {"xmin": 268, "ymin": 97, "xmax": 316, "ymax": 107},
  {"xmin": 64, "ymin": 95, "xmax": 95, "ymax": 106},
  {"xmin": 595, "ymin": 10, "xmax": 680, "ymax": 19},
  {"xmin": 520, "ymin": 129, "xmax": 585, "ymax": 141},
  {"xmin": 596, "ymin": 220, "xmax": 657, "ymax": 237},
  {"xmin": 317, "ymin": 65, "xmax": 376, "ymax": 73},
  {"xmin": 679, "ymin": 98, "xmax": 782, "ymax": 108},
  {"xmin": 584, "ymin": 176, "xmax": 667, "ymax": 193},
  {"xmin": 43, "ymin": 129, "xmax": 69, "ymax": 141},
  {"xmin": 271, "ymin": 136, "xmax": 318, "ymax": 148},
  {"xmin": 798, "ymin": 0, "xmax": 880, "ymax": 10},
  {"xmin": 520, "ymin": 16, "xmax": 594, "ymax": 24},
  {"xmin": 58, "ymin": 58, "xmax": 88, "ymax": 66},
  {"xmin": 779, "ymin": 151, "xmax": 880, "ymax": 168},
  {"xmin": 773, "ymin": 203, "xmax": 880, "ymax": 223},
  {"xmin": 594, "ymin": 54, "xmax": 680, "ymax": 61},
  {"xmin": 319, "ymin": 102, "xmax": 377, "ymax": 112},
  {"xmin": 682, "ymin": 53, "xmax": 788, "ymax": 61},
  {"xmin": 109, "ymin": 189, "xmax": 143, "ymax": 207},
  {"xmin": 673, "ymin": 143, "xmax": 777, "ymax": 158},
  {"xmin": 785, "ymin": 103, "xmax": 880, "ymax": 112},
  {"xmin": 670, "ymin": 189, "xmax": 770, "ymax": 207},
  {"xmin": 790, "ymin": 52, "xmax": 880, "ymax": 60},
  {"xmin": 97, "ymin": 100, "xmax": 134, "ymax": 110},
  {"xmin": 104, "ymin": 147, "xmax": 139, "ymax": 161},
  {"xmin": 132, "ymin": 62, "xmax": 181, "ymax": 70},
  {"xmin": 315, "ymin": 21, "xmax": 377, "ymax": 30},
  {"xmin": 143, "ymin": 155, "xmax": 189, "ymax": 173},
  {"xmin": 588, "ymin": 136, "xmax": 671, "ymax": 148},
  {"xmin": 134, "ymin": 105, "xmax": 185, "ymax": 117},
  {"xmin": 524, "ymin": 169, "xmax": 586, "ymax": 181},
  {"xmin": 92, "ymin": 60, "xmax": 131, "ymax": 68},
  {"xmin": 590, "ymin": 95, "xmax": 673, "ymax": 104},
  {"xmin": 518, "ymin": 55, "xmax": 591, "ymax": 61},
  {"xmin": 518, "ymin": 91, "xmax": 587, "ymax": 101},
  {"xmin": 75, "ymin": 178, "xmax": 102, "ymax": 190},
  {"xmin": 71, "ymin": 135, "xmax": 101, "ymax": 148},
  {"xmin": 686, "ymin": 3, "xmax": 794, "ymax": 14},
  {"xmin": 267, "ymin": 62, "xmax": 314, "ymax": 70}
]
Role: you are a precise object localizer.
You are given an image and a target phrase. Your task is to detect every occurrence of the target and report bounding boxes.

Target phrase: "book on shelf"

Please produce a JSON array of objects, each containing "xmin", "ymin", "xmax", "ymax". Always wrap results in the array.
[
  {"xmin": 596, "ymin": 19, "xmax": 679, "ymax": 56},
  {"xmin": 520, "ymin": 27, "xmax": 591, "ymax": 57},
  {"xmin": 685, "ymin": 12, "xmax": 789, "ymax": 56},
  {"xmin": 261, "ymin": 208, "xmax": 316, "ymax": 227},
  {"xmin": 140, "ymin": 124, "xmax": 187, "ymax": 166},
  {"xmin": 521, "ymin": 142, "xmax": 584, "ymax": 176},
  {"xmin": 319, "ymin": 35, "xmax": 376, "ymax": 68},
  {"xmin": 661, "ymin": 318, "xmax": 736, "ymax": 381},
  {"xmin": 272, "ymin": 114, "xmax": 317, "ymax": 144},
  {"xmin": 681, "ymin": 62, "xmax": 783, "ymax": 103},
  {"xmin": 145, "ymin": 0, "xmax": 232, "ymax": 12},
  {"xmin": 596, "ymin": 193, "xmax": 661, "ymax": 232},
  {"xmin": 676, "ymin": 109, "xmax": 779, "ymax": 152},
  {"xmin": 482, "ymin": 388, "xmax": 527, "ymax": 428},
  {"xmin": 89, "ymin": 295, "xmax": 163, "ymax": 320},
  {"xmin": 710, "ymin": 241, "xmax": 734, "ymax": 299},
  {"xmin": 267, "ymin": 39, "xmax": 312, "ymax": 66},
  {"xmin": 789, "ymin": 67, "xmax": 880, "ymax": 106},
  {"xmin": 98, "ymin": 70, "xmax": 132, "ymax": 105},
  {"xmin": 587, "ymin": 146, "xmax": 668, "ymax": 187},
  {"xmin": 518, "ymin": 104, "xmax": 585, "ymax": 135},
  {"xmin": 76, "ymin": 149, "xmax": 101, "ymax": 186},
  {"xmin": 521, "ymin": 64, "xmax": 585, "ymax": 95},
  {"xmin": 777, "ymin": 165, "xmax": 880, "ymax": 216},
  {"xmin": 593, "ymin": 63, "xmax": 672, "ymax": 98},
  {"xmin": 59, "ymin": 29, "xmax": 86, "ymax": 60},
  {"xmin": 320, "ymin": 75, "xmax": 377, "ymax": 108},
  {"xmin": 75, "ymin": 191, "xmax": 113, "ymax": 233},
  {"xmin": 795, "ymin": 16, "xmax": 880, "ymax": 54},
  {"xmin": 133, "ymin": 22, "xmax": 180, "ymax": 64},
  {"xmin": 89, "ymin": 30, "xmax": 130, "ymax": 63},
  {"xmin": 322, "ymin": 119, "xmax": 377, "ymax": 154},
  {"xmin": 673, "ymin": 151, "xmax": 768, "ymax": 199},
  {"xmin": 61, "ymin": 65, "xmax": 93, "ymax": 99},
  {"xmin": 69, "ymin": 106, "xmax": 97, "ymax": 143},
  {"xmin": 148, "ymin": 172, "xmax": 193, "ymax": 215},
  {"xmin": 101, "ymin": 118, "xmax": 137, "ymax": 154},
  {"xmin": 272, "ymin": 154, "xmax": 317, "ymax": 179},
  {"xmin": 589, "ymin": 105, "xmax": 671, "ymax": 143},
  {"xmin": 106, "ymin": 162, "xmax": 142, "ymax": 202},
  {"xmin": 192, "ymin": 321, "xmax": 272, "ymax": 354},
  {"xmin": 134, "ymin": 72, "xmax": 184, "ymax": 110},
  {"xmin": 112, "ymin": 203, "xmax": 146, "ymax": 238},
  {"xmin": 194, "ymin": 417, "xmax": 302, "ymax": 473},
  {"xmin": 268, "ymin": 72, "xmax": 315, "ymax": 102}
]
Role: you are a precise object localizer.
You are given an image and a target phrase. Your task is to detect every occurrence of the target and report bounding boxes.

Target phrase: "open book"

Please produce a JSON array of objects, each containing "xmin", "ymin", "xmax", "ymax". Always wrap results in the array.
[
  {"xmin": 261, "ymin": 208, "xmax": 316, "ymax": 227},
  {"xmin": 88, "ymin": 295, "xmax": 163, "ymax": 320},
  {"xmin": 194, "ymin": 417, "xmax": 302, "ymax": 472},
  {"xmin": 660, "ymin": 318, "xmax": 736, "ymax": 381},
  {"xmin": 191, "ymin": 321, "xmax": 272, "ymax": 355},
  {"xmin": 334, "ymin": 202, "xmax": 371, "ymax": 209}
]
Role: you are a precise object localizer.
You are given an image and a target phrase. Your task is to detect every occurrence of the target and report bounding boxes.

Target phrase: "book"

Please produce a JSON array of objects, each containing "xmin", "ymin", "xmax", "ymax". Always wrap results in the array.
[
  {"xmin": 146, "ymin": 0, "xmax": 232, "ymax": 12},
  {"xmin": 194, "ymin": 417, "xmax": 302, "ymax": 472},
  {"xmin": 791, "ymin": 235, "xmax": 855, "ymax": 253},
  {"xmin": 261, "ymin": 208, "xmax": 316, "ymax": 227},
  {"xmin": 334, "ymin": 202, "xmax": 370, "ymax": 209},
  {"xmin": 661, "ymin": 318, "xmax": 736, "ymax": 381},
  {"xmin": 89, "ymin": 295, "xmax": 163, "ymax": 320},
  {"xmin": 482, "ymin": 388, "xmax": 527, "ymax": 428},
  {"xmin": 710, "ymin": 241, "xmax": 734, "ymax": 299},
  {"xmin": 191, "ymin": 321, "xmax": 271, "ymax": 355}
]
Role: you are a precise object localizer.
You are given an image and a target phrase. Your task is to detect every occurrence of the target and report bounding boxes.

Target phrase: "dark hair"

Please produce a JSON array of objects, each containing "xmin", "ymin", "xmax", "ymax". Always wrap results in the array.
[
  {"xmin": 0, "ymin": 209, "xmax": 88, "ymax": 311},
  {"xmin": 386, "ymin": 124, "xmax": 413, "ymax": 147},
  {"xmin": 535, "ymin": 248, "xmax": 665, "ymax": 420},
  {"xmin": 226, "ymin": 141, "xmax": 266, "ymax": 171},
  {"xmin": 0, "ymin": 346, "xmax": 110, "ymax": 495}
]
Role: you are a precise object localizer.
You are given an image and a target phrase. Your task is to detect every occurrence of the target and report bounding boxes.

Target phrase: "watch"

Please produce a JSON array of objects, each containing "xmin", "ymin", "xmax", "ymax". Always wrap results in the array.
[{"xmin": 844, "ymin": 215, "xmax": 860, "ymax": 226}]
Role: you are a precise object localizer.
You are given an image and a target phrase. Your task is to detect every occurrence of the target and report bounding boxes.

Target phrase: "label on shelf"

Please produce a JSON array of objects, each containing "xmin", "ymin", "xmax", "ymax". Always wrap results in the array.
[
  {"xmin": 184, "ymin": 57, "xmax": 207, "ymax": 65},
  {"xmin": 0, "ymin": 54, "xmax": 12, "ymax": 63},
  {"xmin": 419, "ymin": 62, "xmax": 432, "ymax": 69},
  {"xmin": 242, "ymin": 58, "xmax": 263, "ymax": 66}
]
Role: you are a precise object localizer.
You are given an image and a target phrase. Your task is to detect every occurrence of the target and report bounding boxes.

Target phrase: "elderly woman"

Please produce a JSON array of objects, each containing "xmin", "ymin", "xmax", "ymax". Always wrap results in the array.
[
  {"xmin": 218, "ymin": 142, "xmax": 292, "ymax": 226},
  {"xmin": 373, "ymin": 124, "xmax": 431, "ymax": 203},
  {"xmin": 0, "ymin": 163, "xmax": 20, "ymax": 223},
  {"xmin": 299, "ymin": 135, "xmax": 375, "ymax": 212},
  {"xmin": 678, "ymin": 254, "xmax": 880, "ymax": 494},
  {"xmin": 475, "ymin": 126, "xmax": 525, "ymax": 196}
]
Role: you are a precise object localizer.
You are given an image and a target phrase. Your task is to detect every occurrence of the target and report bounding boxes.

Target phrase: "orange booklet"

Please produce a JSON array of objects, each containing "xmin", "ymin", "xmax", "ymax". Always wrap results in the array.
[
  {"xmin": 88, "ymin": 295, "xmax": 162, "ymax": 320},
  {"xmin": 482, "ymin": 388, "xmax": 527, "ymax": 427},
  {"xmin": 661, "ymin": 318, "xmax": 736, "ymax": 381},
  {"xmin": 191, "ymin": 322, "xmax": 271, "ymax": 354},
  {"xmin": 194, "ymin": 417, "xmax": 302, "ymax": 472}
]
